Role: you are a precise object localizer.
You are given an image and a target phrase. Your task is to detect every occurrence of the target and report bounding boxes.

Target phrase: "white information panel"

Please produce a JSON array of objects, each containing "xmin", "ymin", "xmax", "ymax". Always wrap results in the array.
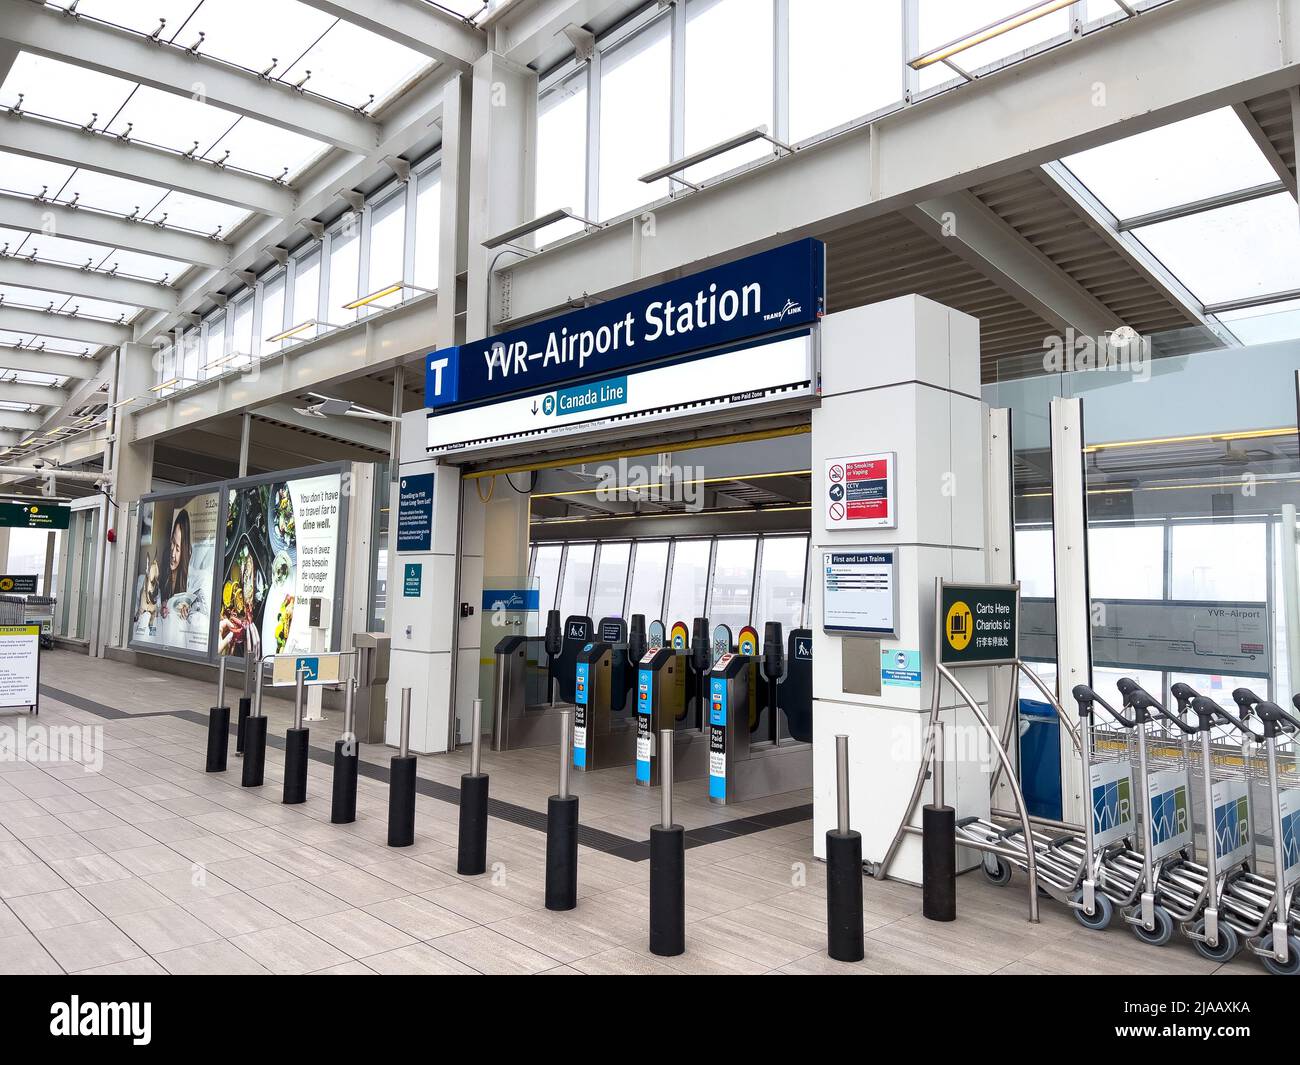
[
  {"xmin": 824, "ymin": 452, "xmax": 896, "ymax": 529},
  {"xmin": 821, "ymin": 550, "xmax": 898, "ymax": 637},
  {"xmin": 0, "ymin": 625, "xmax": 39, "ymax": 708}
]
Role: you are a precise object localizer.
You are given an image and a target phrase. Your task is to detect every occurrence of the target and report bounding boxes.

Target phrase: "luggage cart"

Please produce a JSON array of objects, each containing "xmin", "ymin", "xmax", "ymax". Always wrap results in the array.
[
  {"xmin": 23, "ymin": 595, "xmax": 55, "ymax": 648},
  {"xmin": 1211, "ymin": 689, "xmax": 1300, "ymax": 976},
  {"xmin": 0, "ymin": 595, "xmax": 24, "ymax": 626}
]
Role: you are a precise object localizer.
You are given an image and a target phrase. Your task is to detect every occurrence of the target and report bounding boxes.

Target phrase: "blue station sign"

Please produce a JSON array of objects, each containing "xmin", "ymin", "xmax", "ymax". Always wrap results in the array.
[{"xmin": 425, "ymin": 238, "xmax": 824, "ymax": 411}]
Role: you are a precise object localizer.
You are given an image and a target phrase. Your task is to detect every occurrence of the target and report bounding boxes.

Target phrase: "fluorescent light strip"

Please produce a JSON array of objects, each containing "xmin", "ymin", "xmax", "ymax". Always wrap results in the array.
[
  {"xmin": 638, "ymin": 127, "xmax": 793, "ymax": 186},
  {"xmin": 531, "ymin": 504, "xmax": 813, "ymax": 526},
  {"xmin": 533, "ymin": 469, "xmax": 814, "ymax": 500},
  {"xmin": 909, "ymin": 0, "xmax": 1076, "ymax": 70},
  {"xmin": 343, "ymin": 281, "xmax": 434, "ymax": 311},
  {"xmin": 483, "ymin": 209, "xmax": 601, "ymax": 250},
  {"xmin": 1083, "ymin": 427, "xmax": 1296, "ymax": 453},
  {"xmin": 267, "ymin": 320, "xmax": 320, "ymax": 344}
]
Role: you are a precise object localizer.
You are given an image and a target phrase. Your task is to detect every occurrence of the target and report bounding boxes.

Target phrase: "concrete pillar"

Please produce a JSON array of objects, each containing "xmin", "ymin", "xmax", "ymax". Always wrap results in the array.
[
  {"xmin": 465, "ymin": 51, "xmax": 537, "ymax": 341},
  {"xmin": 106, "ymin": 343, "xmax": 157, "ymax": 651},
  {"xmin": 810, "ymin": 296, "xmax": 988, "ymax": 885},
  {"xmin": 438, "ymin": 71, "xmax": 473, "ymax": 351}
]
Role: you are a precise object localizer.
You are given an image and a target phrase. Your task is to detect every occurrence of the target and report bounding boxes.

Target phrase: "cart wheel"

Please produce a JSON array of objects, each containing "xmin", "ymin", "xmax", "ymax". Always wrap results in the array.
[
  {"xmin": 1190, "ymin": 919, "xmax": 1239, "ymax": 962},
  {"xmin": 1072, "ymin": 889, "xmax": 1113, "ymax": 931},
  {"xmin": 1260, "ymin": 932, "xmax": 1300, "ymax": 976},
  {"xmin": 1131, "ymin": 905, "xmax": 1175, "ymax": 947},
  {"xmin": 982, "ymin": 856, "xmax": 1011, "ymax": 886}
]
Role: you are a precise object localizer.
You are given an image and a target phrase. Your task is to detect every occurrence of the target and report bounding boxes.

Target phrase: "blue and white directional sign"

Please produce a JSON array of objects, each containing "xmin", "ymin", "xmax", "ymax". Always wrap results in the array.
[
  {"xmin": 573, "ymin": 655, "xmax": 591, "ymax": 770},
  {"xmin": 425, "ymin": 239, "xmax": 824, "ymax": 412}
]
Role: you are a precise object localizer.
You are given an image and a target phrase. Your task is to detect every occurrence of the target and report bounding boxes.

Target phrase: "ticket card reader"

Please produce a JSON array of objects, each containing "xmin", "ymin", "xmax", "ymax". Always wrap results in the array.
[
  {"xmin": 598, "ymin": 616, "xmax": 631, "ymax": 712},
  {"xmin": 573, "ymin": 642, "xmax": 610, "ymax": 770},
  {"xmin": 707, "ymin": 652, "xmax": 750, "ymax": 804},
  {"xmin": 555, "ymin": 616, "xmax": 592, "ymax": 703},
  {"xmin": 634, "ymin": 647, "xmax": 686, "ymax": 785}
]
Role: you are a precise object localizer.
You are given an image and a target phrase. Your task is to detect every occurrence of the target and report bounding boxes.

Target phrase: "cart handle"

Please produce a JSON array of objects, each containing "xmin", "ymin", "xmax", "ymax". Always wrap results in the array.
[
  {"xmin": 1190, "ymin": 695, "xmax": 1260, "ymax": 741},
  {"xmin": 1252, "ymin": 698, "xmax": 1300, "ymax": 739},
  {"xmin": 1115, "ymin": 677, "xmax": 1160, "ymax": 724},
  {"xmin": 1171, "ymin": 682, "xmax": 1215, "ymax": 733},
  {"xmin": 1072, "ymin": 683, "xmax": 1135, "ymax": 729},
  {"xmin": 1149, "ymin": 695, "xmax": 1198, "ymax": 736}
]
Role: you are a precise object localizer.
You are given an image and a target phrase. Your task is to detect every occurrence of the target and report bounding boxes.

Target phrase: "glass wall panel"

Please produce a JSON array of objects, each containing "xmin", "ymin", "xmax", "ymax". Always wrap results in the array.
[
  {"xmin": 413, "ymin": 167, "xmax": 441, "ymax": 290},
  {"xmin": 590, "ymin": 542, "xmax": 631, "ymax": 620},
  {"xmin": 366, "ymin": 190, "xmax": 406, "ymax": 311},
  {"xmin": 557, "ymin": 542, "xmax": 595, "ymax": 619},
  {"xmin": 755, "ymin": 535, "xmax": 808, "ymax": 632},
  {"xmin": 665, "ymin": 539, "xmax": 711, "ymax": 623},
  {"xmin": 790, "ymin": 0, "xmax": 902, "ymax": 142},
  {"xmin": 599, "ymin": 14, "xmax": 671, "ymax": 220},
  {"xmin": 626, "ymin": 540, "xmax": 669, "ymax": 622},
  {"xmin": 535, "ymin": 71, "xmax": 588, "ymax": 243},
  {"xmin": 684, "ymin": 0, "xmax": 773, "ymax": 183},
  {"xmin": 260, "ymin": 273, "xmax": 286, "ymax": 355},
  {"xmin": 1088, "ymin": 524, "xmax": 1163, "ymax": 600},
  {"xmin": 709, "ymin": 537, "xmax": 757, "ymax": 633},
  {"xmin": 1170, "ymin": 523, "xmax": 1267, "ymax": 602},
  {"xmin": 532, "ymin": 544, "xmax": 564, "ymax": 614},
  {"xmin": 291, "ymin": 247, "xmax": 322, "ymax": 334},
  {"xmin": 329, "ymin": 221, "xmax": 361, "ymax": 322}
]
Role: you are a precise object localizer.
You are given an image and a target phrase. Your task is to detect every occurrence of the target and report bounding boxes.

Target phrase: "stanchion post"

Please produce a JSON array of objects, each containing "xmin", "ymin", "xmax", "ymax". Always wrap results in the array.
[
  {"xmin": 649, "ymin": 729, "xmax": 685, "ymax": 956},
  {"xmin": 387, "ymin": 687, "xmax": 417, "ymax": 847},
  {"xmin": 545, "ymin": 710, "xmax": 579, "ymax": 911},
  {"xmin": 205, "ymin": 656, "xmax": 231, "ymax": 773},
  {"xmin": 236, "ymin": 654, "xmax": 253, "ymax": 756},
  {"xmin": 826, "ymin": 734, "xmax": 865, "ymax": 962},
  {"xmin": 923, "ymin": 721, "xmax": 957, "ymax": 922},
  {"xmin": 331, "ymin": 676, "xmax": 360, "ymax": 824},
  {"xmin": 457, "ymin": 697, "xmax": 490, "ymax": 875},
  {"xmin": 241, "ymin": 658, "xmax": 268, "ymax": 788},
  {"xmin": 282, "ymin": 665, "xmax": 310, "ymax": 805}
]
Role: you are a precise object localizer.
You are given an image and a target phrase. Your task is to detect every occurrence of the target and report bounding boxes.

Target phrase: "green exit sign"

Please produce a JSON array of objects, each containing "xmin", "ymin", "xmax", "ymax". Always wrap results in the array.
[{"xmin": 0, "ymin": 502, "xmax": 71, "ymax": 530}]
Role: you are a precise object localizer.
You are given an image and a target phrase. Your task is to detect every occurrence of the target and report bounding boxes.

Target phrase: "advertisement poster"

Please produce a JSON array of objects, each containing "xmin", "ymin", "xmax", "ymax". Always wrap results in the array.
[
  {"xmin": 130, "ymin": 492, "xmax": 220, "ymax": 656},
  {"xmin": 218, "ymin": 472, "xmax": 343, "ymax": 660}
]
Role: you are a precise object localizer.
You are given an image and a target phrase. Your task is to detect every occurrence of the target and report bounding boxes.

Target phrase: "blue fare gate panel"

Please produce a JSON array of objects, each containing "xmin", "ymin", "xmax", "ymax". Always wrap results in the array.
[
  {"xmin": 574, "ymin": 654, "xmax": 591, "ymax": 769},
  {"xmin": 635, "ymin": 667, "xmax": 653, "ymax": 783},
  {"xmin": 708, "ymin": 675, "xmax": 728, "ymax": 801}
]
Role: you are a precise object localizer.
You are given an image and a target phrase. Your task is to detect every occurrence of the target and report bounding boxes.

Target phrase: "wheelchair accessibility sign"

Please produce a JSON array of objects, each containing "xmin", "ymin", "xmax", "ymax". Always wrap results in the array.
[{"xmin": 271, "ymin": 653, "xmax": 342, "ymax": 686}]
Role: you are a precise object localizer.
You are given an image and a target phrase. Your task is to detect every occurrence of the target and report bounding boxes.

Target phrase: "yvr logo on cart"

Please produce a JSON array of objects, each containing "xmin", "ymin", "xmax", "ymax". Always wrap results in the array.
[
  {"xmin": 1214, "ymin": 795, "xmax": 1250, "ymax": 859},
  {"xmin": 1092, "ymin": 776, "xmax": 1131, "ymax": 834},
  {"xmin": 1149, "ymin": 784, "xmax": 1190, "ymax": 846}
]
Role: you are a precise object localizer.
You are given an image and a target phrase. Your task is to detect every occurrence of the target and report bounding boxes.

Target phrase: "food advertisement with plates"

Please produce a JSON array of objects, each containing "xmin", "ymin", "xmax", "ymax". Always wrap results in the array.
[{"xmin": 218, "ymin": 471, "xmax": 343, "ymax": 659}]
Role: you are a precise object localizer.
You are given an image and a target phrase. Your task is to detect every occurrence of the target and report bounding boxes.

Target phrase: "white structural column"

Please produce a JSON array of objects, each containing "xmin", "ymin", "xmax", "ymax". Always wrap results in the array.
[
  {"xmin": 464, "ymin": 51, "xmax": 537, "ymax": 341},
  {"xmin": 1049, "ymin": 396, "xmax": 1091, "ymax": 826},
  {"xmin": 810, "ymin": 295, "xmax": 988, "ymax": 884},
  {"xmin": 105, "ymin": 345, "xmax": 158, "ymax": 651},
  {"xmin": 438, "ymin": 72, "xmax": 473, "ymax": 351},
  {"xmin": 386, "ymin": 412, "xmax": 479, "ymax": 754}
]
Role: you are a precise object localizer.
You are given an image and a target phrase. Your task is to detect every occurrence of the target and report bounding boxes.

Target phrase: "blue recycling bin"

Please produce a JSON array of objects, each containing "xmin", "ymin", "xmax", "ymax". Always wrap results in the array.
[{"xmin": 1018, "ymin": 699, "xmax": 1062, "ymax": 823}]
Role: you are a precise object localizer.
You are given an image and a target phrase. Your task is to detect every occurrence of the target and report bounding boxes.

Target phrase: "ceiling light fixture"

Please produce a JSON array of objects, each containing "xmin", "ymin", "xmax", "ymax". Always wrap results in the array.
[{"xmin": 908, "ymin": 0, "xmax": 1077, "ymax": 71}]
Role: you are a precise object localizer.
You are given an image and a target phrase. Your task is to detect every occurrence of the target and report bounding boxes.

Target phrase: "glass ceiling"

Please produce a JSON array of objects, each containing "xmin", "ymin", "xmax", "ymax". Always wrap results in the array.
[
  {"xmin": 1058, "ymin": 106, "xmax": 1300, "ymax": 343},
  {"xmin": 0, "ymin": 0, "xmax": 445, "ymax": 359}
]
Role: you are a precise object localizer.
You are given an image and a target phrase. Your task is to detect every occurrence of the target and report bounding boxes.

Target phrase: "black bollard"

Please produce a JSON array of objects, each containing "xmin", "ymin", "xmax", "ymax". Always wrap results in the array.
[
  {"xmin": 282, "ymin": 667, "xmax": 309, "ymax": 805},
  {"xmin": 545, "ymin": 710, "xmax": 579, "ymax": 911},
  {"xmin": 922, "ymin": 721, "xmax": 957, "ymax": 922},
  {"xmin": 236, "ymin": 697, "xmax": 251, "ymax": 755},
  {"xmin": 330, "ymin": 678, "xmax": 360, "ymax": 825},
  {"xmin": 457, "ymin": 698, "xmax": 489, "ymax": 875},
  {"xmin": 826, "ymin": 734, "xmax": 865, "ymax": 962},
  {"xmin": 205, "ymin": 705, "xmax": 230, "ymax": 772},
  {"xmin": 241, "ymin": 714, "xmax": 267, "ymax": 788},
  {"xmin": 387, "ymin": 688, "xmax": 416, "ymax": 847},
  {"xmin": 649, "ymin": 729, "xmax": 685, "ymax": 957}
]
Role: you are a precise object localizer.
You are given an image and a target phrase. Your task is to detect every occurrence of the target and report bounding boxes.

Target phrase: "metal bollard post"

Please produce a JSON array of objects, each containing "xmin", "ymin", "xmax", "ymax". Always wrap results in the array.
[
  {"xmin": 241, "ymin": 658, "xmax": 268, "ymax": 788},
  {"xmin": 922, "ymin": 721, "xmax": 957, "ymax": 922},
  {"xmin": 282, "ymin": 666, "xmax": 310, "ymax": 805},
  {"xmin": 331, "ymin": 677, "xmax": 360, "ymax": 824},
  {"xmin": 236, "ymin": 654, "xmax": 253, "ymax": 756},
  {"xmin": 457, "ymin": 697, "xmax": 490, "ymax": 875},
  {"xmin": 205, "ymin": 656, "xmax": 231, "ymax": 773},
  {"xmin": 826, "ymin": 734, "xmax": 865, "ymax": 962},
  {"xmin": 649, "ymin": 729, "xmax": 685, "ymax": 956},
  {"xmin": 387, "ymin": 687, "xmax": 417, "ymax": 847},
  {"xmin": 545, "ymin": 709, "xmax": 579, "ymax": 911}
]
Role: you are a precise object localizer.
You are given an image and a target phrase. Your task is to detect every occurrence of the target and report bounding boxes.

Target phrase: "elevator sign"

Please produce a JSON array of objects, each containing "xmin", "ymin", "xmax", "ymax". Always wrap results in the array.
[{"xmin": 824, "ymin": 452, "xmax": 895, "ymax": 529}]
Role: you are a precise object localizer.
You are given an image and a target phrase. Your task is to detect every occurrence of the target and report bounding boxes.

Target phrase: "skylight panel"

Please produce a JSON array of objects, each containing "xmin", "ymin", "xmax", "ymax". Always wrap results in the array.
[
  {"xmin": 207, "ymin": 119, "xmax": 328, "ymax": 181},
  {"xmin": 97, "ymin": 248, "xmax": 190, "ymax": 283},
  {"xmin": 280, "ymin": 20, "xmax": 434, "ymax": 111},
  {"xmin": 1060, "ymin": 108, "xmax": 1279, "ymax": 219},
  {"xmin": 0, "ymin": 52, "xmax": 135, "ymax": 125},
  {"xmin": 144, "ymin": 191, "xmax": 248, "ymax": 236},
  {"xmin": 0, "ymin": 151, "xmax": 77, "ymax": 200},
  {"xmin": 178, "ymin": 0, "xmax": 336, "ymax": 77},
  {"xmin": 58, "ymin": 0, "xmax": 210, "ymax": 38},
  {"xmin": 104, "ymin": 85, "xmax": 242, "ymax": 157},
  {"xmin": 1131, "ymin": 193, "xmax": 1300, "ymax": 305},
  {"xmin": 5, "ymin": 232, "xmax": 116, "ymax": 267},
  {"xmin": 59, "ymin": 169, "xmax": 173, "ymax": 217},
  {"xmin": 1217, "ymin": 298, "xmax": 1300, "ymax": 345},
  {"xmin": 67, "ymin": 296, "xmax": 142, "ymax": 321},
  {"xmin": 0, "ymin": 283, "xmax": 71, "ymax": 307}
]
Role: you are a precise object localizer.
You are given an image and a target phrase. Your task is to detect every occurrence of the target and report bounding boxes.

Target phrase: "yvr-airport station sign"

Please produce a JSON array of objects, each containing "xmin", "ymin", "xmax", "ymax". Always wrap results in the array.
[{"xmin": 425, "ymin": 239, "xmax": 826, "ymax": 453}]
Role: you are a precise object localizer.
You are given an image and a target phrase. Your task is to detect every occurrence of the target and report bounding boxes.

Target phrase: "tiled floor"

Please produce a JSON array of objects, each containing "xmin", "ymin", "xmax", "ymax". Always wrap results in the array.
[{"xmin": 0, "ymin": 651, "xmax": 1263, "ymax": 975}]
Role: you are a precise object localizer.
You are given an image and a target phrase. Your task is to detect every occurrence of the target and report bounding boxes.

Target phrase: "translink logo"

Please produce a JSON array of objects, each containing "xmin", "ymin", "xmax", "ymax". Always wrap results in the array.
[
  {"xmin": 1150, "ymin": 784, "xmax": 1190, "ymax": 847},
  {"xmin": 1092, "ymin": 777, "xmax": 1130, "ymax": 834}
]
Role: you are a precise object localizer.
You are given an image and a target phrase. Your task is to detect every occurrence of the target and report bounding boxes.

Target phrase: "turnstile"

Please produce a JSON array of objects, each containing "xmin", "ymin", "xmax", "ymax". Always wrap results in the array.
[
  {"xmin": 706, "ymin": 640, "xmax": 814, "ymax": 805},
  {"xmin": 574, "ymin": 641, "xmax": 637, "ymax": 770},
  {"xmin": 352, "ymin": 632, "xmax": 390, "ymax": 743},
  {"xmin": 489, "ymin": 635, "xmax": 569, "ymax": 750},
  {"xmin": 634, "ymin": 646, "xmax": 707, "ymax": 786}
]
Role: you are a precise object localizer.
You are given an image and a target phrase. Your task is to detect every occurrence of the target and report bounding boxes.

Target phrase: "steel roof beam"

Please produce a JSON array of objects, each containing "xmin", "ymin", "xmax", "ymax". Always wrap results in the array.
[
  {"xmin": 0, "ymin": 255, "xmax": 179, "ymax": 311},
  {"xmin": 0, "ymin": 344, "xmax": 98, "ymax": 379},
  {"xmin": 0, "ymin": 304, "xmax": 132, "ymax": 347},
  {"xmin": 296, "ymin": 0, "xmax": 485, "ymax": 71}
]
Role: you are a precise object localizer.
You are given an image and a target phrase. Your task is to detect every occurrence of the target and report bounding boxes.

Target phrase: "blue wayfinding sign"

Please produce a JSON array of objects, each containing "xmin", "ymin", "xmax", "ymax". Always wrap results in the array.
[
  {"xmin": 397, "ymin": 473, "xmax": 434, "ymax": 552},
  {"xmin": 425, "ymin": 238, "xmax": 825, "ymax": 411}
]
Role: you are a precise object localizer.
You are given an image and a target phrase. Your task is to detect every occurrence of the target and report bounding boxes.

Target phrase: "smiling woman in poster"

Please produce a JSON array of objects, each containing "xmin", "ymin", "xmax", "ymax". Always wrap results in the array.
[{"xmin": 161, "ymin": 510, "xmax": 206, "ymax": 623}]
